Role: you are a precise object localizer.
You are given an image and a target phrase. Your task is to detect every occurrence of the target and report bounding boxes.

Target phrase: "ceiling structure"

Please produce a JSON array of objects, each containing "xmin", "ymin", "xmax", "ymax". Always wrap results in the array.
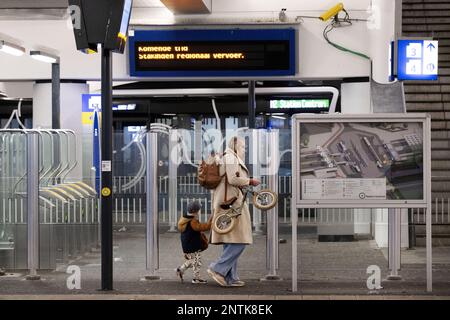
[
  {"xmin": 159, "ymin": 0, "xmax": 211, "ymax": 14},
  {"xmin": 0, "ymin": 0, "xmax": 209, "ymax": 20}
]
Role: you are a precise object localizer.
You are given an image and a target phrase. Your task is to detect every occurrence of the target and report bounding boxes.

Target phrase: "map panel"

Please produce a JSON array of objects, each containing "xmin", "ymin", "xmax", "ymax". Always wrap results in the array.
[{"xmin": 299, "ymin": 122, "xmax": 424, "ymax": 200}]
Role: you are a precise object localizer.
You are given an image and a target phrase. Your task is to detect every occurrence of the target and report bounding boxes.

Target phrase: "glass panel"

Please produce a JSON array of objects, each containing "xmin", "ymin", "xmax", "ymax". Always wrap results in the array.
[
  {"xmin": 110, "ymin": 120, "xmax": 286, "ymax": 286},
  {"xmin": 37, "ymin": 129, "xmax": 100, "ymax": 276},
  {"xmin": 0, "ymin": 132, "xmax": 28, "ymax": 270},
  {"xmin": 112, "ymin": 128, "xmax": 147, "ymax": 282}
]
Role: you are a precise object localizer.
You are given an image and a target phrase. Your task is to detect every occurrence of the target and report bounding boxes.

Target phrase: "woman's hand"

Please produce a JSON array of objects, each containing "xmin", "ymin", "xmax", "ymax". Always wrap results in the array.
[{"xmin": 249, "ymin": 178, "xmax": 261, "ymax": 186}]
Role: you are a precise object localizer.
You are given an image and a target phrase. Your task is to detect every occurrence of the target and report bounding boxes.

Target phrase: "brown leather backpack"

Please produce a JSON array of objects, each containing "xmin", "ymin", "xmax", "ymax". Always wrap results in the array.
[{"xmin": 197, "ymin": 154, "xmax": 223, "ymax": 189}]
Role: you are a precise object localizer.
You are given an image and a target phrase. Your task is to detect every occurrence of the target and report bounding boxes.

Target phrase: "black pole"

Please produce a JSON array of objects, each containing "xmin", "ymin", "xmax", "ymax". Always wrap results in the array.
[
  {"xmin": 51, "ymin": 62, "xmax": 61, "ymax": 129},
  {"xmin": 101, "ymin": 47, "xmax": 113, "ymax": 291},
  {"xmin": 248, "ymin": 80, "xmax": 256, "ymax": 129}
]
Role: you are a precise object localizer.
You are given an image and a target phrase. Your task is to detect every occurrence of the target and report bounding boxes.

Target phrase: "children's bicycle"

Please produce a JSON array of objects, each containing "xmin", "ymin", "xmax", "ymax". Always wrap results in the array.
[{"xmin": 212, "ymin": 186, "xmax": 278, "ymax": 235}]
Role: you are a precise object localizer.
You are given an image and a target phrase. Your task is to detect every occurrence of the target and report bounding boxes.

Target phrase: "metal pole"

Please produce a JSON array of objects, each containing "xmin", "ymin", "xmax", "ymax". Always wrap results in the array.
[
  {"xmin": 425, "ymin": 116, "xmax": 433, "ymax": 292},
  {"xmin": 387, "ymin": 208, "xmax": 402, "ymax": 280},
  {"xmin": 248, "ymin": 81, "xmax": 256, "ymax": 129},
  {"xmin": 194, "ymin": 119, "xmax": 202, "ymax": 164},
  {"xmin": 26, "ymin": 133, "xmax": 40, "ymax": 280},
  {"xmin": 145, "ymin": 132, "xmax": 160, "ymax": 280},
  {"xmin": 262, "ymin": 130, "xmax": 281, "ymax": 281},
  {"xmin": 168, "ymin": 130, "xmax": 178, "ymax": 233},
  {"xmin": 426, "ymin": 202, "xmax": 432, "ymax": 292},
  {"xmin": 251, "ymin": 129, "xmax": 263, "ymax": 235},
  {"xmin": 394, "ymin": 0, "xmax": 403, "ymax": 40},
  {"xmin": 100, "ymin": 47, "xmax": 113, "ymax": 291},
  {"xmin": 291, "ymin": 125, "xmax": 298, "ymax": 292},
  {"xmin": 52, "ymin": 63, "xmax": 61, "ymax": 129}
]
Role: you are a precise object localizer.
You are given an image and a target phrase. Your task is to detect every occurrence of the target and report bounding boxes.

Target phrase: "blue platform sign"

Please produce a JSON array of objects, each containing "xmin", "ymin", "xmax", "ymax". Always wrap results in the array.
[
  {"xmin": 128, "ymin": 29, "xmax": 297, "ymax": 77},
  {"xmin": 397, "ymin": 39, "xmax": 438, "ymax": 81}
]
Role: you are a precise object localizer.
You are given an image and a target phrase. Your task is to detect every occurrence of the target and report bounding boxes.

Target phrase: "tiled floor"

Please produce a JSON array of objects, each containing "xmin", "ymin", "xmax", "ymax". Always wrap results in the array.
[{"xmin": 1, "ymin": 226, "xmax": 449, "ymax": 297}]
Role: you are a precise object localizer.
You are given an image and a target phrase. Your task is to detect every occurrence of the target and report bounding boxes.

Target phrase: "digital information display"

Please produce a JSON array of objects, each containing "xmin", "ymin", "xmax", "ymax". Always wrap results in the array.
[
  {"xmin": 397, "ymin": 39, "xmax": 438, "ymax": 81},
  {"xmin": 270, "ymin": 99, "xmax": 330, "ymax": 110},
  {"xmin": 292, "ymin": 114, "xmax": 431, "ymax": 207},
  {"xmin": 129, "ymin": 29, "xmax": 296, "ymax": 77}
]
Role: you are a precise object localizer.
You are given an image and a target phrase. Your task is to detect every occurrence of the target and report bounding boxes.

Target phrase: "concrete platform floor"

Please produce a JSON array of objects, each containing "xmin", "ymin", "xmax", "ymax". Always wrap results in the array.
[{"xmin": 1, "ymin": 226, "xmax": 449, "ymax": 298}]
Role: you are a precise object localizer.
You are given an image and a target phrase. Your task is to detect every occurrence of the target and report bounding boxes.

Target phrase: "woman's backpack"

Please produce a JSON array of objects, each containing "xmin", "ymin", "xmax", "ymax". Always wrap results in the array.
[{"xmin": 197, "ymin": 154, "xmax": 224, "ymax": 190}]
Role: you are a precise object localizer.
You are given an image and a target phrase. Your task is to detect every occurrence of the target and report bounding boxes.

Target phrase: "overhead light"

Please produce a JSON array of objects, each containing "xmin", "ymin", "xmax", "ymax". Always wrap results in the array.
[
  {"xmin": 271, "ymin": 115, "xmax": 286, "ymax": 120},
  {"xmin": 163, "ymin": 113, "xmax": 176, "ymax": 116},
  {"xmin": 0, "ymin": 40, "xmax": 26, "ymax": 56},
  {"xmin": 30, "ymin": 51, "xmax": 59, "ymax": 64},
  {"xmin": 0, "ymin": 91, "xmax": 7, "ymax": 98}
]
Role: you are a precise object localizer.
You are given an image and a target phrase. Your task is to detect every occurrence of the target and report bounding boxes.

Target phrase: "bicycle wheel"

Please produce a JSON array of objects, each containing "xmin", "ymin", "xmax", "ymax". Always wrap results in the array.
[
  {"xmin": 253, "ymin": 189, "xmax": 278, "ymax": 210},
  {"xmin": 212, "ymin": 212, "xmax": 236, "ymax": 234}
]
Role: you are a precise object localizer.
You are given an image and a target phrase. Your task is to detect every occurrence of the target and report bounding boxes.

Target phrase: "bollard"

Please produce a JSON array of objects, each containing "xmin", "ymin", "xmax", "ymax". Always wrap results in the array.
[
  {"xmin": 262, "ymin": 130, "xmax": 281, "ymax": 281},
  {"xmin": 250, "ymin": 129, "xmax": 263, "ymax": 235},
  {"xmin": 167, "ymin": 130, "xmax": 178, "ymax": 233},
  {"xmin": 26, "ymin": 133, "xmax": 40, "ymax": 280},
  {"xmin": 145, "ymin": 132, "xmax": 160, "ymax": 280},
  {"xmin": 387, "ymin": 208, "xmax": 402, "ymax": 280}
]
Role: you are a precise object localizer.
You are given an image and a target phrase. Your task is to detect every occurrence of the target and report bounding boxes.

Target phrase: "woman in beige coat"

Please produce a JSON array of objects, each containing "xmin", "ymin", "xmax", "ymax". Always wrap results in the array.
[{"xmin": 207, "ymin": 136, "xmax": 260, "ymax": 287}]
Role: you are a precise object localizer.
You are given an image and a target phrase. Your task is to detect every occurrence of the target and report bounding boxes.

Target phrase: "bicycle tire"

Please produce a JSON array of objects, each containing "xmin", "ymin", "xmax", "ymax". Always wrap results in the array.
[
  {"xmin": 212, "ymin": 212, "xmax": 236, "ymax": 234},
  {"xmin": 253, "ymin": 189, "xmax": 278, "ymax": 210}
]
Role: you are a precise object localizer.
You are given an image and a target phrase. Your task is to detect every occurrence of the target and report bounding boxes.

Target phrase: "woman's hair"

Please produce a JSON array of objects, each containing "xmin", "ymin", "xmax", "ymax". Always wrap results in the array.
[{"xmin": 228, "ymin": 136, "xmax": 244, "ymax": 153}]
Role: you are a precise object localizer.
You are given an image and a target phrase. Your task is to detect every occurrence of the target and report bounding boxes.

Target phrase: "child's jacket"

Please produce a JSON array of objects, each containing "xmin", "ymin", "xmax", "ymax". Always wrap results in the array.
[{"xmin": 178, "ymin": 217, "xmax": 211, "ymax": 253}]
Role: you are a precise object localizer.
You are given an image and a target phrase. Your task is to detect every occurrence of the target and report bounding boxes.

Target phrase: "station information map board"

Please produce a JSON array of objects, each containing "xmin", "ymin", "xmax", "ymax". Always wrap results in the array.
[
  {"xmin": 128, "ymin": 29, "xmax": 296, "ymax": 77},
  {"xmin": 292, "ymin": 114, "xmax": 431, "ymax": 208}
]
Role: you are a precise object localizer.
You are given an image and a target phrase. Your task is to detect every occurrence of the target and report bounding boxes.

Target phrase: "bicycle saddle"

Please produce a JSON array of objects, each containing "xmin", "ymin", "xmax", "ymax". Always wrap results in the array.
[{"xmin": 220, "ymin": 196, "xmax": 238, "ymax": 209}]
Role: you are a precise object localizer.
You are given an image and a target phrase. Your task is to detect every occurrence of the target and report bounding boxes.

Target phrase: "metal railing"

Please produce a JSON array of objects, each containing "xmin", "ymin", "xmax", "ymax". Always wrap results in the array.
[
  {"xmin": 4, "ymin": 180, "xmax": 448, "ymax": 228},
  {"xmin": 411, "ymin": 198, "xmax": 450, "ymax": 225},
  {"xmin": 112, "ymin": 175, "xmax": 292, "ymax": 195},
  {"xmin": 1, "ymin": 197, "xmax": 99, "ymax": 225},
  {"xmin": 113, "ymin": 197, "xmax": 144, "ymax": 224},
  {"xmin": 110, "ymin": 175, "xmax": 450, "ymax": 226}
]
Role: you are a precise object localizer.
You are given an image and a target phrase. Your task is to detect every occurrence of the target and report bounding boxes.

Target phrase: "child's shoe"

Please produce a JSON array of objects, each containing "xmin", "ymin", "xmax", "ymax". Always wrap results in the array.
[
  {"xmin": 176, "ymin": 267, "xmax": 184, "ymax": 282},
  {"xmin": 192, "ymin": 278, "xmax": 207, "ymax": 284}
]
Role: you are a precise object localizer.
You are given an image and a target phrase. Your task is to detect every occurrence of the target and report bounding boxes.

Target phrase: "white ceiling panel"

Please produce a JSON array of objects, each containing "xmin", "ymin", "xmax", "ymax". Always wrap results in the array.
[
  {"xmin": 0, "ymin": 0, "xmax": 164, "ymax": 9},
  {"xmin": 133, "ymin": 0, "xmax": 165, "ymax": 8}
]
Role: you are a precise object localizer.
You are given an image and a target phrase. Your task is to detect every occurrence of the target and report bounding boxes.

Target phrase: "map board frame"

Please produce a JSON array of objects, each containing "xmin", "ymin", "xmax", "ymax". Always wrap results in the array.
[{"xmin": 292, "ymin": 113, "xmax": 431, "ymax": 209}]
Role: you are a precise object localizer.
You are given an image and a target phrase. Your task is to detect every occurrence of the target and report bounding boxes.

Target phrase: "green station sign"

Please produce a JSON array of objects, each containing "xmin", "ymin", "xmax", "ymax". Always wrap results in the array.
[{"xmin": 270, "ymin": 99, "xmax": 330, "ymax": 109}]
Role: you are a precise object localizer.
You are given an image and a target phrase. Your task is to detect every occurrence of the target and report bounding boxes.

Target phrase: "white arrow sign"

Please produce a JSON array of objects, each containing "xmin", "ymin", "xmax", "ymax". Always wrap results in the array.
[{"xmin": 423, "ymin": 40, "xmax": 438, "ymax": 76}]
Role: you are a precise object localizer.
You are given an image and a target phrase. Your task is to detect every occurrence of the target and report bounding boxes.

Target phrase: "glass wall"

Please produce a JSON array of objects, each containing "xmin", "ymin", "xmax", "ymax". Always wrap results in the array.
[
  {"xmin": 0, "ymin": 132, "xmax": 28, "ymax": 270},
  {"xmin": 109, "ymin": 115, "xmax": 292, "ymax": 284},
  {"xmin": 0, "ymin": 130, "xmax": 100, "ymax": 279}
]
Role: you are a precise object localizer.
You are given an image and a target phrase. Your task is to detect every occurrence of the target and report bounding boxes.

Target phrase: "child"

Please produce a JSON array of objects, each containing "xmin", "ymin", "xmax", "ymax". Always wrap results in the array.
[{"xmin": 176, "ymin": 201, "xmax": 211, "ymax": 284}]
